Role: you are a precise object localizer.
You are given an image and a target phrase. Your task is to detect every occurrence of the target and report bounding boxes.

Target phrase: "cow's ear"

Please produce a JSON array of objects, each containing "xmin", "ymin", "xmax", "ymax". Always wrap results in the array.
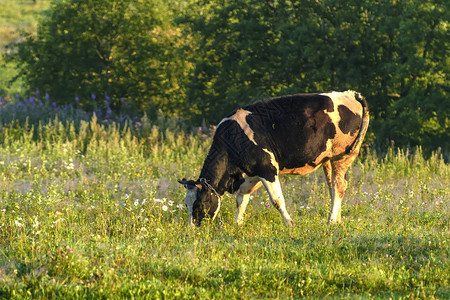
[{"xmin": 178, "ymin": 178, "xmax": 188, "ymax": 188}]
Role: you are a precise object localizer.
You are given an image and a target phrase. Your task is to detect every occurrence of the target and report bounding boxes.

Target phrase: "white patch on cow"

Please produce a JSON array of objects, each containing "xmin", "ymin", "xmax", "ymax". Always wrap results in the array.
[
  {"xmin": 329, "ymin": 193, "xmax": 342, "ymax": 224},
  {"xmin": 217, "ymin": 109, "xmax": 257, "ymax": 145},
  {"xmin": 184, "ymin": 187, "xmax": 198, "ymax": 228},
  {"xmin": 235, "ymin": 176, "xmax": 262, "ymax": 224},
  {"xmin": 262, "ymin": 148, "xmax": 279, "ymax": 172},
  {"xmin": 320, "ymin": 90, "xmax": 363, "ymax": 118},
  {"xmin": 259, "ymin": 176, "xmax": 294, "ymax": 226},
  {"xmin": 319, "ymin": 90, "xmax": 363, "ymax": 158}
]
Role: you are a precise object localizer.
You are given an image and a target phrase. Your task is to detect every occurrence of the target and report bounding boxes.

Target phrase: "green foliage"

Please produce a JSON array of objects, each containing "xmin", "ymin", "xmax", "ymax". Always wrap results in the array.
[
  {"xmin": 0, "ymin": 116, "xmax": 449, "ymax": 298},
  {"xmin": 7, "ymin": 0, "xmax": 191, "ymax": 116}
]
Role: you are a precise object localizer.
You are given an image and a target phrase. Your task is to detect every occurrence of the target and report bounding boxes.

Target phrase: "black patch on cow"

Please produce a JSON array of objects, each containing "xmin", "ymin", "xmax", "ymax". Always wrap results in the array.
[
  {"xmin": 245, "ymin": 94, "xmax": 336, "ymax": 172},
  {"xmin": 212, "ymin": 119, "xmax": 278, "ymax": 182},
  {"xmin": 338, "ymin": 105, "xmax": 362, "ymax": 135}
]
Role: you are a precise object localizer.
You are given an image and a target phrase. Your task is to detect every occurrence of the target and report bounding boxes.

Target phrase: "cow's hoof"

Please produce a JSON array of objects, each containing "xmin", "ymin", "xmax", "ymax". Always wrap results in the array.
[
  {"xmin": 327, "ymin": 218, "xmax": 342, "ymax": 225},
  {"xmin": 286, "ymin": 219, "xmax": 295, "ymax": 227}
]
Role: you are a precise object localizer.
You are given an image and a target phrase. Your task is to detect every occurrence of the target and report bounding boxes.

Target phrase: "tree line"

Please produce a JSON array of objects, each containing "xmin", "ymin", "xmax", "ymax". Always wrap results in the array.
[{"xmin": 7, "ymin": 0, "xmax": 449, "ymax": 153}]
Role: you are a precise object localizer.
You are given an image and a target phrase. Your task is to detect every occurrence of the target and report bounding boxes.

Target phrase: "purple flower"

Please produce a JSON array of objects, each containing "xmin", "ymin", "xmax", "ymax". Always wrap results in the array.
[
  {"xmin": 91, "ymin": 94, "xmax": 96, "ymax": 100},
  {"xmin": 45, "ymin": 93, "xmax": 50, "ymax": 100},
  {"xmin": 35, "ymin": 89, "xmax": 40, "ymax": 96},
  {"xmin": 75, "ymin": 96, "xmax": 80, "ymax": 102},
  {"xmin": 266, "ymin": 203, "xmax": 271, "ymax": 208}
]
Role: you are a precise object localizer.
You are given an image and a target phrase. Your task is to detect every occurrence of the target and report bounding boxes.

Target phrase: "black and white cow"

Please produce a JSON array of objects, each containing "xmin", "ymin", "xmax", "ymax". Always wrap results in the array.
[{"xmin": 179, "ymin": 90, "xmax": 369, "ymax": 227}]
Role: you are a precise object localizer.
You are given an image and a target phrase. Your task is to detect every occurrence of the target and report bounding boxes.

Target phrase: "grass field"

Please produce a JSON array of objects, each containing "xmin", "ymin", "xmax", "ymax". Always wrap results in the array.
[{"xmin": 0, "ymin": 103, "xmax": 448, "ymax": 299}]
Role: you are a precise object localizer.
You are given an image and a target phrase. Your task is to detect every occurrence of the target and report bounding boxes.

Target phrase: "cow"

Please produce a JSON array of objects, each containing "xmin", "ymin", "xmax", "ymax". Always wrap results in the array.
[{"xmin": 179, "ymin": 90, "xmax": 369, "ymax": 227}]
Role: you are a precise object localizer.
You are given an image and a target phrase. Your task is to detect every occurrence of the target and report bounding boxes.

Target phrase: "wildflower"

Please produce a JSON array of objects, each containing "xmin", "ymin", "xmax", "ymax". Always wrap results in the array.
[
  {"xmin": 91, "ymin": 94, "xmax": 96, "ymax": 100},
  {"xmin": 168, "ymin": 200, "xmax": 174, "ymax": 206},
  {"xmin": 134, "ymin": 200, "xmax": 139, "ymax": 207},
  {"xmin": 266, "ymin": 203, "xmax": 271, "ymax": 208},
  {"xmin": 162, "ymin": 205, "xmax": 168, "ymax": 212},
  {"xmin": 75, "ymin": 96, "xmax": 80, "ymax": 102},
  {"xmin": 15, "ymin": 217, "xmax": 23, "ymax": 227},
  {"xmin": 45, "ymin": 93, "xmax": 50, "ymax": 100},
  {"xmin": 156, "ymin": 228, "xmax": 162, "ymax": 232}
]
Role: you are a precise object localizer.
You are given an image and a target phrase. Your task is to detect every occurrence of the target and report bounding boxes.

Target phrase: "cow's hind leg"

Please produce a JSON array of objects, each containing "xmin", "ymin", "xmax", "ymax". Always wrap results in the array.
[
  {"xmin": 259, "ymin": 176, "xmax": 294, "ymax": 226},
  {"xmin": 323, "ymin": 160, "xmax": 341, "ymax": 223},
  {"xmin": 324, "ymin": 156, "xmax": 356, "ymax": 224},
  {"xmin": 235, "ymin": 176, "xmax": 262, "ymax": 224}
]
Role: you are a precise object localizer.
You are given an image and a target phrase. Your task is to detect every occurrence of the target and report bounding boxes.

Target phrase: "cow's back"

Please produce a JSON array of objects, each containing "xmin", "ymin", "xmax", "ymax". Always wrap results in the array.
[{"xmin": 225, "ymin": 91, "xmax": 365, "ymax": 175}]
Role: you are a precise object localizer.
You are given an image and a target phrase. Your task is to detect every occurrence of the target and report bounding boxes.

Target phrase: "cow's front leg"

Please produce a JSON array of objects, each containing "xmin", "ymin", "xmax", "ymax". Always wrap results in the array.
[
  {"xmin": 235, "ymin": 176, "xmax": 262, "ymax": 224},
  {"xmin": 235, "ymin": 194, "xmax": 250, "ymax": 225},
  {"xmin": 259, "ymin": 176, "xmax": 294, "ymax": 226}
]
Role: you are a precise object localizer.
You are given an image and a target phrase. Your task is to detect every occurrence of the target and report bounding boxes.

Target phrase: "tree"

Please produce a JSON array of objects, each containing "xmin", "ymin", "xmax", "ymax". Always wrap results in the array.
[{"xmin": 9, "ymin": 0, "xmax": 191, "ymax": 116}]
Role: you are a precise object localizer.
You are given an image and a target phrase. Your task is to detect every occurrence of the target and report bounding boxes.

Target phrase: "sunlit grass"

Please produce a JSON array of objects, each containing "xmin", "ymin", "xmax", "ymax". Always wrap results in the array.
[{"xmin": 0, "ymin": 113, "xmax": 449, "ymax": 298}]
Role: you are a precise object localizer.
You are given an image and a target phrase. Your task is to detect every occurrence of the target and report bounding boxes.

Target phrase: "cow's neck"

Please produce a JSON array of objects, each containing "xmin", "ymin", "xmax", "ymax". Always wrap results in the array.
[{"xmin": 198, "ymin": 148, "xmax": 233, "ymax": 196}]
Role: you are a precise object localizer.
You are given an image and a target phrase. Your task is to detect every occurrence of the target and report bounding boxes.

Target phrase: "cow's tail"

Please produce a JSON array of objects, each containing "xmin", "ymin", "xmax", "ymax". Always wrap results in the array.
[
  {"xmin": 342, "ymin": 91, "xmax": 369, "ymax": 155},
  {"xmin": 347, "ymin": 91, "xmax": 370, "ymax": 154}
]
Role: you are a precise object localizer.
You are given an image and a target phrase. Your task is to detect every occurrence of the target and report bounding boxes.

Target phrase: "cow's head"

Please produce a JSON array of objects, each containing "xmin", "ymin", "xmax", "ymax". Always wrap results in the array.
[{"xmin": 178, "ymin": 178, "xmax": 221, "ymax": 227}]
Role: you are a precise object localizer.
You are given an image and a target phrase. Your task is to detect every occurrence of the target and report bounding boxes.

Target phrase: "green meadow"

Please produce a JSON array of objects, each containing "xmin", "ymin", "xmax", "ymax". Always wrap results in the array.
[{"xmin": 0, "ymin": 114, "xmax": 448, "ymax": 299}]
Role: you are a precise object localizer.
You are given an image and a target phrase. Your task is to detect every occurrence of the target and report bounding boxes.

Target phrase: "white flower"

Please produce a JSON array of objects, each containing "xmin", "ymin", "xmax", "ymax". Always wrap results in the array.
[
  {"xmin": 156, "ymin": 228, "xmax": 162, "ymax": 232},
  {"xmin": 15, "ymin": 218, "xmax": 23, "ymax": 227},
  {"xmin": 162, "ymin": 205, "xmax": 168, "ymax": 212},
  {"xmin": 168, "ymin": 200, "xmax": 174, "ymax": 206},
  {"xmin": 134, "ymin": 200, "xmax": 139, "ymax": 207}
]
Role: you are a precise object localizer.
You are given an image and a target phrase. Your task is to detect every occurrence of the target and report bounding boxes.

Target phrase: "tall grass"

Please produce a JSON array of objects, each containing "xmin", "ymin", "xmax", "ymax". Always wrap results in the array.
[{"xmin": 0, "ymin": 105, "xmax": 449, "ymax": 298}]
